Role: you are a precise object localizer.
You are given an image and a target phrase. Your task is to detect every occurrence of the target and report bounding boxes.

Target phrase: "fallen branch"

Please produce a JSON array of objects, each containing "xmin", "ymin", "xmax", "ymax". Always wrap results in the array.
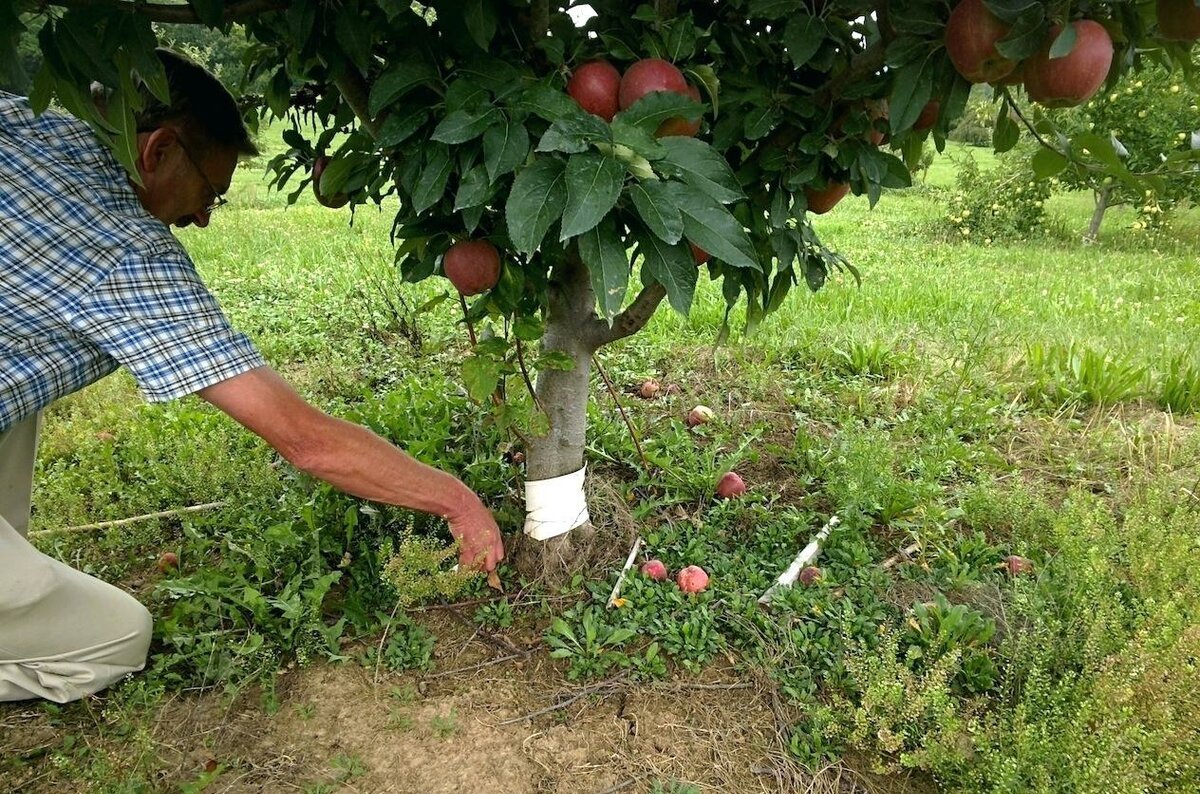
[
  {"xmin": 497, "ymin": 674, "xmax": 627, "ymax": 726},
  {"xmin": 881, "ymin": 541, "xmax": 922, "ymax": 570},
  {"xmin": 758, "ymin": 515, "xmax": 840, "ymax": 605},
  {"xmin": 424, "ymin": 652, "xmax": 525, "ymax": 680},
  {"xmin": 605, "ymin": 536, "xmax": 643, "ymax": 608},
  {"xmin": 31, "ymin": 501, "xmax": 227, "ymax": 536}
]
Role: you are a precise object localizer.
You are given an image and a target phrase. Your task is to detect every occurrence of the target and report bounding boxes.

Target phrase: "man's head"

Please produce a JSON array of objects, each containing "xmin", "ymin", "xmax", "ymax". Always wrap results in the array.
[{"xmin": 131, "ymin": 49, "xmax": 258, "ymax": 228}]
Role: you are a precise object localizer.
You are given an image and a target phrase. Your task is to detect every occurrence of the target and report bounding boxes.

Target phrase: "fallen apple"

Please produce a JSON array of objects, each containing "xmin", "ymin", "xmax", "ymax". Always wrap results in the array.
[
  {"xmin": 676, "ymin": 565, "xmax": 709, "ymax": 593},
  {"xmin": 444, "ymin": 239, "xmax": 501, "ymax": 296},
  {"xmin": 640, "ymin": 559, "xmax": 669, "ymax": 581},
  {"xmin": 157, "ymin": 551, "xmax": 179, "ymax": 573},
  {"xmin": 798, "ymin": 566, "xmax": 822, "ymax": 586},
  {"xmin": 639, "ymin": 379, "xmax": 661, "ymax": 399},
  {"xmin": 716, "ymin": 471, "xmax": 746, "ymax": 499},
  {"xmin": 567, "ymin": 59, "xmax": 622, "ymax": 121},
  {"xmin": 1004, "ymin": 555, "xmax": 1034, "ymax": 576},
  {"xmin": 686, "ymin": 405, "xmax": 714, "ymax": 427},
  {"xmin": 1023, "ymin": 20, "xmax": 1114, "ymax": 108}
]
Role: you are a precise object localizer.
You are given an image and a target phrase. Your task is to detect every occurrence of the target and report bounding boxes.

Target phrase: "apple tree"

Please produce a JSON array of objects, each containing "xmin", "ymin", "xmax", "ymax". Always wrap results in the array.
[{"xmin": 3, "ymin": 0, "xmax": 1196, "ymax": 576}]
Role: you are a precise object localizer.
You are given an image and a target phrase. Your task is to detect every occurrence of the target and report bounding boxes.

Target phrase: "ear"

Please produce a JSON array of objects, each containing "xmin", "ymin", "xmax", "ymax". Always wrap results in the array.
[{"xmin": 137, "ymin": 127, "xmax": 179, "ymax": 177}]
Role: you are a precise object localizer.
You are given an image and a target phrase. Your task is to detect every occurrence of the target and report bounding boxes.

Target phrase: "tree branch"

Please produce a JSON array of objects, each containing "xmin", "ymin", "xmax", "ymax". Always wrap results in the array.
[
  {"xmin": 332, "ymin": 67, "xmax": 381, "ymax": 139},
  {"xmin": 37, "ymin": 0, "xmax": 288, "ymax": 24},
  {"xmin": 593, "ymin": 283, "xmax": 667, "ymax": 347}
]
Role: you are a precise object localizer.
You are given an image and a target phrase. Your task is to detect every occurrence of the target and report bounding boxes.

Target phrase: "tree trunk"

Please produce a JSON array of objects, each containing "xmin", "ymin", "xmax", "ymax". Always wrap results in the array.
[
  {"xmin": 1085, "ymin": 186, "xmax": 1109, "ymax": 243},
  {"xmin": 511, "ymin": 255, "xmax": 602, "ymax": 582}
]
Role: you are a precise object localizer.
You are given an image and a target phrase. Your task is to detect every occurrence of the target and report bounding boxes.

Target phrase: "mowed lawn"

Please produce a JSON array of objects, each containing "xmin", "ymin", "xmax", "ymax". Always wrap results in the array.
[{"xmin": 6, "ymin": 132, "xmax": 1199, "ymax": 793}]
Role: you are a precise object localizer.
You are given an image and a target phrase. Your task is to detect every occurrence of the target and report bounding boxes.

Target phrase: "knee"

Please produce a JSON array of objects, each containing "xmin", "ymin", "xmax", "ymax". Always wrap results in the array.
[{"xmin": 117, "ymin": 597, "xmax": 154, "ymax": 669}]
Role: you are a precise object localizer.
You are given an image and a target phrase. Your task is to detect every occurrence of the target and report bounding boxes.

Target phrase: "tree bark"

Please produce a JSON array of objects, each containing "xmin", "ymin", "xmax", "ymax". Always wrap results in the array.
[{"xmin": 1085, "ymin": 186, "xmax": 1109, "ymax": 243}]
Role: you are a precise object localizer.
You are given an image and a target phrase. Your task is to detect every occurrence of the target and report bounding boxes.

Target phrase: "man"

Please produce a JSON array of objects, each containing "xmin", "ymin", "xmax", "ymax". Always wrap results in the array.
[{"xmin": 0, "ymin": 50, "xmax": 504, "ymax": 704}]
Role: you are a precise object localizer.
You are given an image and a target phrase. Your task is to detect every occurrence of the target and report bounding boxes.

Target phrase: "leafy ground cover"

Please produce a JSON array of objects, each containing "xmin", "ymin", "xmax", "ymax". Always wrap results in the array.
[{"xmin": 2, "ymin": 140, "xmax": 1198, "ymax": 793}]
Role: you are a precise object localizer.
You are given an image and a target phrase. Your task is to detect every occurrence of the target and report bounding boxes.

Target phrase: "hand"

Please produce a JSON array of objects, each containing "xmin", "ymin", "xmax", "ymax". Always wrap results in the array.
[{"xmin": 447, "ymin": 495, "xmax": 505, "ymax": 572}]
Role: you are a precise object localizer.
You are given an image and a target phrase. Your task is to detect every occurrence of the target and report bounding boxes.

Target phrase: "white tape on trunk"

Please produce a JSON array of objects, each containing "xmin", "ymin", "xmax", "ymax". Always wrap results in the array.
[{"xmin": 523, "ymin": 466, "xmax": 589, "ymax": 541}]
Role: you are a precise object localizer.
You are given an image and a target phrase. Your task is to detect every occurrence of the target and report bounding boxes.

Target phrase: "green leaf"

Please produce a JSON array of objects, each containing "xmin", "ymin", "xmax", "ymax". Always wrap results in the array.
[
  {"xmin": 455, "ymin": 164, "xmax": 492, "ymax": 211},
  {"xmin": 108, "ymin": 54, "xmax": 142, "ymax": 185},
  {"xmin": 655, "ymin": 137, "xmax": 744, "ymax": 204},
  {"xmin": 265, "ymin": 68, "xmax": 291, "ymax": 119},
  {"xmin": 560, "ymin": 153, "xmax": 624, "ymax": 240},
  {"xmin": 578, "ymin": 216, "xmax": 630, "ymax": 322},
  {"xmin": 994, "ymin": 6, "xmax": 1047, "ymax": 61},
  {"xmin": 462, "ymin": 355, "xmax": 503, "ymax": 403},
  {"xmin": 663, "ymin": 182, "xmax": 759, "ymax": 270},
  {"xmin": 335, "ymin": 9, "xmax": 372, "ymax": 72},
  {"xmin": 636, "ymin": 227, "xmax": 698, "ymax": 316},
  {"xmin": 483, "ymin": 115, "xmax": 530, "ymax": 181},
  {"xmin": 464, "ymin": 0, "xmax": 498, "ymax": 49},
  {"xmin": 1048, "ymin": 24, "xmax": 1077, "ymax": 59},
  {"xmin": 614, "ymin": 91, "xmax": 702, "ymax": 133},
  {"xmin": 1031, "ymin": 146, "xmax": 1068, "ymax": 179},
  {"xmin": 610, "ymin": 118, "xmax": 668, "ymax": 161},
  {"xmin": 889, "ymin": 57, "xmax": 933, "ymax": 135},
  {"xmin": 749, "ymin": 0, "xmax": 801, "ymax": 19},
  {"xmin": 376, "ymin": 109, "xmax": 428, "ymax": 148},
  {"xmin": 412, "ymin": 143, "xmax": 453, "ymax": 213},
  {"xmin": 514, "ymin": 84, "xmax": 580, "ymax": 122},
  {"xmin": 629, "ymin": 180, "xmax": 683, "ymax": 244},
  {"xmin": 431, "ymin": 107, "xmax": 499, "ymax": 144},
  {"xmin": 783, "ymin": 14, "xmax": 826, "ymax": 69},
  {"xmin": 992, "ymin": 106, "xmax": 1020, "ymax": 153},
  {"xmin": 506, "ymin": 158, "xmax": 567, "ymax": 255},
  {"xmin": 536, "ymin": 113, "xmax": 610, "ymax": 154},
  {"xmin": 188, "ymin": 0, "xmax": 224, "ymax": 26},
  {"xmin": 513, "ymin": 315, "xmax": 544, "ymax": 341},
  {"xmin": 369, "ymin": 60, "xmax": 439, "ymax": 117}
]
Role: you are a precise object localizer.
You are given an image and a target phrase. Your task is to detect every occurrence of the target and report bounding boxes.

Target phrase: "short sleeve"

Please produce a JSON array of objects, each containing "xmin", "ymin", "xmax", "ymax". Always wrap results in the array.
[{"xmin": 70, "ymin": 244, "xmax": 265, "ymax": 402}]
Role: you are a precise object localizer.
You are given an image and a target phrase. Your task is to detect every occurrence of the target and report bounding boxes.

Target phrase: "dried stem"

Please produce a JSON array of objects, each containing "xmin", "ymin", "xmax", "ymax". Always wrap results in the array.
[{"xmin": 591, "ymin": 354, "xmax": 649, "ymax": 471}]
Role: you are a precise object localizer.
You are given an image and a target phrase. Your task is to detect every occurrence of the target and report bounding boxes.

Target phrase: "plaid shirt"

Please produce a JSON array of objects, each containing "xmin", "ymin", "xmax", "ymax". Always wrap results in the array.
[{"xmin": 0, "ymin": 92, "xmax": 264, "ymax": 432}]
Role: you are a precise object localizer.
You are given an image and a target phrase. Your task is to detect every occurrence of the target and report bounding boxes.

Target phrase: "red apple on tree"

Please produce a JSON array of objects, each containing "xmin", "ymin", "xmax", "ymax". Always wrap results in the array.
[
  {"xmin": 656, "ymin": 83, "xmax": 704, "ymax": 138},
  {"xmin": 689, "ymin": 242, "xmax": 710, "ymax": 265},
  {"xmin": 1157, "ymin": 0, "xmax": 1200, "ymax": 41},
  {"xmin": 567, "ymin": 60, "xmax": 622, "ymax": 122},
  {"xmin": 1023, "ymin": 20, "xmax": 1114, "ymax": 108},
  {"xmin": 804, "ymin": 182, "xmax": 851, "ymax": 214},
  {"xmin": 444, "ymin": 239, "xmax": 501, "ymax": 295},
  {"xmin": 619, "ymin": 58, "xmax": 689, "ymax": 110},
  {"xmin": 312, "ymin": 156, "xmax": 349, "ymax": 209},
  {"xmin": 945, "ymin": 0, "xmax": 1019, "ymax": 83},
  {"xmin": 914, "ymin": 100, "xmax": 940, "ymax": 132}
]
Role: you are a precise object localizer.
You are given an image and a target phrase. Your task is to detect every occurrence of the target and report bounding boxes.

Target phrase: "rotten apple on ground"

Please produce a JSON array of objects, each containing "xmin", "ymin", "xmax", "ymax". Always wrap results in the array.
[
  {"xmin": 945, "ymin": 0, "xmax": 1018, "ymax": 84},
  {"xmin": 716, "ymin": 472, "xmax": 746, "ymax": 499},
  {"xmin": 311, "ymin": 156, "xmax": 349, "ymax": 209},
  {"xmin": 640, "ymin": 559, "xmax": 669, "ymax": 581},
  {"xmin": 639, "ymin": 378, "xmax": 661, "ymax": 399},
  {"xmin": 676, "ymin": 565, "xmax": 709, "ymax": 593},
  {"xmin": 1005, "ymin": 555, "xmax": 1034, "ymax": 576},
  {"xmin": 1023, "ymin": 20, "xmax": 1114, "ymax": 108},
  {"xmin": 686, "ymin": 405, "xmax": 714, "ymax": 427},
  {"xmin": 567, "ymin": 60, "xmax": 621, "ymax": 122},
  {"xmin": 157, "ymin": 551, "xmax": 179, "ymax": 573},
  {"xmin": 798, "ymin": 566, "xmax": 822, "ymax": 586},
  {"xmin": 444, "ymin": 239, "xmax": 501, "ymax": 296}
]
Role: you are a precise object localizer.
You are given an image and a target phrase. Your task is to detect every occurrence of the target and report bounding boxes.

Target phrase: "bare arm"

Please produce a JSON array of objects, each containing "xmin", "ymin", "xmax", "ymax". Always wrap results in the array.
[{"xmin": 198, "ymin": 366, "xmax": 503, "ymax": 570}]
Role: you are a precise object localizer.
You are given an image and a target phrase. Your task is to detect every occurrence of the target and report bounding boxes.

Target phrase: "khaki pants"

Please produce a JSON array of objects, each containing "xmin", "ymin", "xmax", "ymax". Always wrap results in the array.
[{"xmin": 0, "ymin": 414, "xmax": 152, "ymax": 703}]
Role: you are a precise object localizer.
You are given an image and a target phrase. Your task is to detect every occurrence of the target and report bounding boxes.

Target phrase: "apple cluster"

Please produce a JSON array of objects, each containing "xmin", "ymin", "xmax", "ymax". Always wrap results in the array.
[{"xmin": 944, "ymin": 0, "xmax": 1199, "ymax": 107}]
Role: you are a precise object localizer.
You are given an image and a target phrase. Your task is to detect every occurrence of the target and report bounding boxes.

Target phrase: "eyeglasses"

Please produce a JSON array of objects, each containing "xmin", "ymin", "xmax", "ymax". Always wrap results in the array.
[{"xmin": 176, "ymin": 138, "xmax": 229, "ymax": 215}]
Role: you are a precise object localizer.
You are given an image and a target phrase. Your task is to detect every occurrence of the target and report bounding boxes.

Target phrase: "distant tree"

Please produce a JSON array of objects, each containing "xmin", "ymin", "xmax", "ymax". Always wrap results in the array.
[{"xmin": 1051, "ymin": 63, "xmax": 1200, "ymax": 240}]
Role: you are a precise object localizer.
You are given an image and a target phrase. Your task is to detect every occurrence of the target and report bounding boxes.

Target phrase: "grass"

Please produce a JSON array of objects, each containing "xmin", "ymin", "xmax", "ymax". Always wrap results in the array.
[{"xmin": 5, "ymin": 126, "xmax": 1200, "ymax": 793}]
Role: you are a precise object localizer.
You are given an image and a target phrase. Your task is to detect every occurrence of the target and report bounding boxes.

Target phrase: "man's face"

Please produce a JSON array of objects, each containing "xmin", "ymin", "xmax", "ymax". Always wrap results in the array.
[{"xmin": 135, "ymin": 127, "xmax": 237, "ymax": 229}]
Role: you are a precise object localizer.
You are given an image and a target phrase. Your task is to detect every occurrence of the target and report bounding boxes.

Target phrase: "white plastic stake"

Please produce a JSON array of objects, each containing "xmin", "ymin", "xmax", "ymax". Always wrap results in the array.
[
  {"xmin": 606, "ymin": 536, "xmax": 643, "ymax": 608},
  {"xmin": 758, "ymin": 515, "xmax": 840, "ymax": 606}
]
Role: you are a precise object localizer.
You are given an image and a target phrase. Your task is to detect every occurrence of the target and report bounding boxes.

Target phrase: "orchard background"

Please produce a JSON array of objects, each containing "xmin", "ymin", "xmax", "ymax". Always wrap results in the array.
[{"xmin": 2, "ymin": 2, "xmax": 1200, "ymax": 792}]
